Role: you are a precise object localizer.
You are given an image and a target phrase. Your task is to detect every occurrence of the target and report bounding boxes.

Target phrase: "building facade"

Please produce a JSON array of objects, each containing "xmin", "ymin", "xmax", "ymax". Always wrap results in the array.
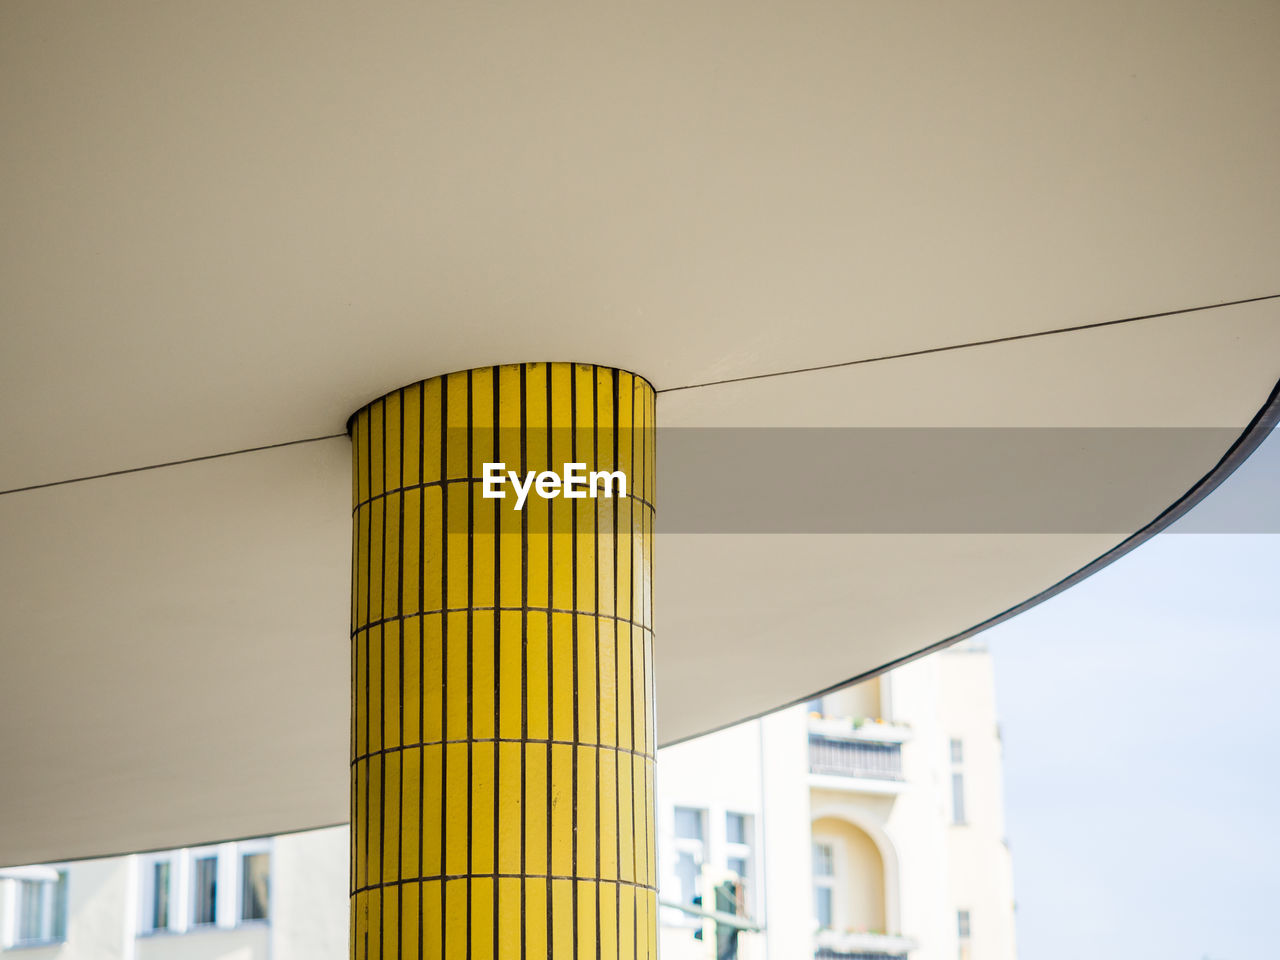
[
  {"xmin": 655, "ymin": 641, "xmax": 1017, "ymax": 960},
  {"xmin": 0, "ymin": 831, "xmax": 348, "ymax": 960},
  {"xmin": 2, "ymin": 645, "xmax": 1013, "ymax": 960}
]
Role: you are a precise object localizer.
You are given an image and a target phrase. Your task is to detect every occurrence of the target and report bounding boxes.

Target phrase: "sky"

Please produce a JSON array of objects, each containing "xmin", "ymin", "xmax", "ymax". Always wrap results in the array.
[{"xmin": 986, "ymin": 427, "xmax": 1280, "ymax": 960}]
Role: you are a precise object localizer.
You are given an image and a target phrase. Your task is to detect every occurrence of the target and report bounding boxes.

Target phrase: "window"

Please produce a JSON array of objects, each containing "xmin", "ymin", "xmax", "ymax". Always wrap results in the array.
[
  {"xmin": 675, "ymin": 851, "xmax": 700, "ymax": 906},
  {"xmin": 950, "ymin": 738, "xmax": 967, "ymax": 824},
  {"xmin": 958, "ymin": 908, "xmax": 972, "ymax": 960},
  {"xmin": 138, "ymin": 842, "xmax": 271, "ymax": 936},
  {"xmin": 814, "ymin": 886, "xmax": 834, "ymax": 929},
  {"xmin": 671, "ymin": 807, "xmax": 706, "ymax": 906},
  {"xmin": 812, "ymin": 842, "xmax": 834, "ymax": 877},
  {"xmin": 723, "ymin": 812, "xmax": 753, "ymax": 914},
  {"xmin": 140, "ymin": 855, "xmax": 175, "ymax": 933},
  {"xmin": 812, "ymin": 841, "xmax": 836, "ymax": 930},
  {"xmin": 240, "ymin": 852, "xmax": 270, "ymax": 921},
  {"xmin": 192, "ymin": 856, "xmax": 218, "ymax": 925},
  {"xmin": 666, "ymin": 806, "xmax": 707, "ymax": 929},
  {"xmin": 17, "ymin": 881, "xmax": 42, "ymax": 943},
  {"xmin": 13, "ymin": 871, "xmax": 68, "ymax": 946},
  {"xmin": 151, "ymin": 861, "xmax": 171, "ymax": 930},
  {"xmin": 725, "ymin": 812, "xmax": 747, "ymax": 845},
  {"xmin": 674, "ymin": 807, "xmax": 704, "ymax": 842}
]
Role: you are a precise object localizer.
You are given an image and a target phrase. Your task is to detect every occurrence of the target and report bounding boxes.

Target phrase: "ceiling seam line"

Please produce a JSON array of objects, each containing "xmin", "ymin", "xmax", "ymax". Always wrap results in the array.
[
  {"xmin": 4, "ymin": 291, "xmax": 1276, "ymax": 497},
  {"xmin": 0, "ymin": 433, "xmax": 349, "ymax": 498},
  {"xmin": 654, "ymin": 292, "xmax": 1280, "ymax": 395}
]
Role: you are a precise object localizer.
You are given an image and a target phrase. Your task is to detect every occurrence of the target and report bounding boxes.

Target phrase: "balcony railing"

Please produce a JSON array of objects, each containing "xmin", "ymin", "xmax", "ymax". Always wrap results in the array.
[
  {"xmin": 808, "ymin": 734, "xmax": 903, "ymax": 781},
  {"xmin": 814, "ymin": 930, "xmax": 916, "ymax": 960}
]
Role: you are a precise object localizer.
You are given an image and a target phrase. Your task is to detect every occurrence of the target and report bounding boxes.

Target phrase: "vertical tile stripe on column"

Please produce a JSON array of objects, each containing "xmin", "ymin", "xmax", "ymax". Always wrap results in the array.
[{"xmin": 350, "ymin": 363, "xmax": 657, "ymax": 960}]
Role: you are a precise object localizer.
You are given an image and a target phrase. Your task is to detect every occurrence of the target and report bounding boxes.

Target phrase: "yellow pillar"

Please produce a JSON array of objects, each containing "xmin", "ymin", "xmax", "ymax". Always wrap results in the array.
[{"xmin": 348, "ymin": 363, "xmax": 657, "ymax": 960}]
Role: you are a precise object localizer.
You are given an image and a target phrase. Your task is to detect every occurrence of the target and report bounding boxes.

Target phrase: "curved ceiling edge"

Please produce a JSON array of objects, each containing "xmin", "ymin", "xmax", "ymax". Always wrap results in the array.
[{"xmin": 659, "ymin": 372, "xmax": 1280, "ymax": 748}]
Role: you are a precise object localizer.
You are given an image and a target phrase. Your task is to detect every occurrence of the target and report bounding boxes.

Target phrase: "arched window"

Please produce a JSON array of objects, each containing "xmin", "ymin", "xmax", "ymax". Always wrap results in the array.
[{"xmin": 810, "ymin": 817, "xmax": 887, "ymax": 934}]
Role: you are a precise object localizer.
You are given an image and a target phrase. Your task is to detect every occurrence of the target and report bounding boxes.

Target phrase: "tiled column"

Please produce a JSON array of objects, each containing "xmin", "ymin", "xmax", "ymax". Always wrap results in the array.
[{"xmin": 348, "ymin": 363, "xmax": 656, "ymax": 959}]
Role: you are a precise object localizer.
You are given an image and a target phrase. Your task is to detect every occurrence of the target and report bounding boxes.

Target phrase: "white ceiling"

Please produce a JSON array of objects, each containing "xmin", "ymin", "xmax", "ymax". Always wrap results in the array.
[
  {"xmin": 1, "ymin": 0, "xmax": 1278, "ymax": 865},
  {"xmin": 2, "ymin": 309, "xmax": 1276, "ymax": 866},
  {"xmin": 3, "ymin": 0, "xmax": 1279, "ymax": 490}
]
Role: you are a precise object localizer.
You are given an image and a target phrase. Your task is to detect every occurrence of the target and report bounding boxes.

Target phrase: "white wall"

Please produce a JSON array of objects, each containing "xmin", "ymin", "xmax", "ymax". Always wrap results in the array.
[
  {"xmin": 807, "ymin": 649, "xmax": 1017, "ymax": 960},
  {"xmin": 3, "ymin": 829, "xmax": 349, "ymax": 960},
  {"xmin": 1, "ymin": 859, "xmax": 130, "ymax": 960},
  {"xmin": 938, "ymin": 645, "xmax": 1018, "ymax": 960},
  {"xmin": 657, "ymin": 717, "xmax": 765, "ymax": 960},
  {"xmin": 882, "ymin": 655, "xmax": 960, "ymax": 960},
  {"xmin": 757, "ymin": 708, "xmax": 813, "ymax": 959},
  {"xmin": 271, "ymin": 828, "xmax": 348, "ymax": 960},
  {"xmin": 655, "ymin": 708, "xmax": 813, "ymax": 960},
  {"xmin": 135, "ymin": 924, "xmax": 269, "ymax": 960},
  {"xmin": 820, "ymin": 678, "xmax": 883, "ymax": 723}
]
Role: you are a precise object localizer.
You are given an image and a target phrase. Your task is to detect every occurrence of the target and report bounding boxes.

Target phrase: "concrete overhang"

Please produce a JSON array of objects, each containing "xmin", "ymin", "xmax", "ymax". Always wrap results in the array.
[{"xmin": 1, "ymin": 0, "xmax": 1277, "ymax": 866}]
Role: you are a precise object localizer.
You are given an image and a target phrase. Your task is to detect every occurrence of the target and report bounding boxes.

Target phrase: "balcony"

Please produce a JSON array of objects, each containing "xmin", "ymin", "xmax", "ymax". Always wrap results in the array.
[
  {"xmin": 814, "ymin": 930, "xmax": 916, "ymax": 959},
  {"xmin": 807, "ymin": 715, "xmax": 911, "ymax": 745},
  {"xmin": 808, "ymin": 733, "xmax": 905, "ymax": 795}
]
